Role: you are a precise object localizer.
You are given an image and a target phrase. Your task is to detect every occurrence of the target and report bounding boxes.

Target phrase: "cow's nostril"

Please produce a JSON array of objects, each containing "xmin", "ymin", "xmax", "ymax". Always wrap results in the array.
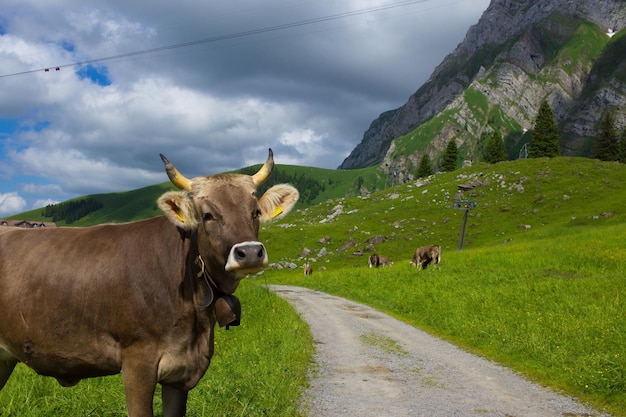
[{"xmin": 225, "ymin": 241, "xmax": 269, "ymax": 272}]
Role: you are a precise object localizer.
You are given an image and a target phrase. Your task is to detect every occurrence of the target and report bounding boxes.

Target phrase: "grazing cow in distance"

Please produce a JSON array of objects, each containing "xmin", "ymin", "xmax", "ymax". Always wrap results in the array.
[
  {"xmin": 379, "ymin": 255, "xmax": 393, "ymax": 267},
  {"xmin": 303, "ymin": 262, "xmax": 313, "ymax": 276},
  {"xmin": 368, "ymin": 253, "xmax": 392, "ymax": 268},
  {"xmin": 411, "ymin": 244, "xmax": 441, "ymax": 270},
  {"xmin": 0, "ymin": 149, "xmax": 299, "ymax": 417}
]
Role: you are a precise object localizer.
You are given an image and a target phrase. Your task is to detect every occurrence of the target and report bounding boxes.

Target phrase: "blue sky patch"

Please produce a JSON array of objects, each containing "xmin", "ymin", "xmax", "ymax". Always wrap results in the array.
[
  {"xmin": 0, "ymin": 118, "xmax": 19, "ymax": 137},
  {"xmin": 31, "ymin": 120, "xmax": 51, "ymax": 131},
  {"xmin": 61, "ymin": 40, "xmax": 75, "ymax": 53},
  {"xmin": 76, "ymin": 64, "xmax": 111, "ymax": 86},
  {"xmin": 0, "ymin": 119, "xmax": 49, "ymax": 150}
]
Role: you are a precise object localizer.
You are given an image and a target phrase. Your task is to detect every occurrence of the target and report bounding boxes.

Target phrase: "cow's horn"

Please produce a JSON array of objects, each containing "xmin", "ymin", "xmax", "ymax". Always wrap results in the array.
[
  {"xmin": 160, "ymin": 154, "xmax": 192, "ymax": 191},
  {"xmin": 251, "ymin": 148, "xmax": 274, "ymax": 186}
]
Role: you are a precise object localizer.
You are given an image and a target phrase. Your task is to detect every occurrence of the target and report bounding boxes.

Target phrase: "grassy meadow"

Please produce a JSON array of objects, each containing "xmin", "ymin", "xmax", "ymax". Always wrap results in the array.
[
  {"xmin": 268, "ymin": 226, "xmax": 626, "ymax": 415},
  {"xmin": 1, "ymin": 157, "xmax": 625, "ymax": 416}
]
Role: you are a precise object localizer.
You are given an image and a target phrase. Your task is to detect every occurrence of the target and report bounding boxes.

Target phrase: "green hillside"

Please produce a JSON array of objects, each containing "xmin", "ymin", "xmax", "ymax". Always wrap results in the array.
[
  {"xmin": 262, "ymin": 157, "xmax": 626, "ymax": 266},
  {"xmin": 10, "ymin": 157, "xmax": 625, "ymax": 250}
]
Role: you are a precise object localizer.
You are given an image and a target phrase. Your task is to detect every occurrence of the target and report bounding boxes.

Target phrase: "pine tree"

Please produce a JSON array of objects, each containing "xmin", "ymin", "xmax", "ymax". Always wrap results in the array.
[
  {"xmin": 528, "ymin": 100, "xmax": 561, "ymax": 158},
  {"xmin": 416, "ymin": 154, "xmax": 433, "ymax": 178},
  {"xmin": 593, "ymin": 111, "xmax": 620, "ymax": 161},
  {"xmin": 483, "ymin": 130, "xmax": 508, "ymax": 163},
  {"xmin": 440, "ymin": 139, "xmax": 458, "ymax": 172}
]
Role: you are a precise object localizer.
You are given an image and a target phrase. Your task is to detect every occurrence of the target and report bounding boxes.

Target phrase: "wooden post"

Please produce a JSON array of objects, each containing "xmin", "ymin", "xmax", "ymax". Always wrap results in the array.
[
  {"xmin": 453, "ymin": 196, "xmax": 476, "ymax": 251},
  {"xmin": 457, "ymin": 208, "xmax": 469, "ymax": 250}
]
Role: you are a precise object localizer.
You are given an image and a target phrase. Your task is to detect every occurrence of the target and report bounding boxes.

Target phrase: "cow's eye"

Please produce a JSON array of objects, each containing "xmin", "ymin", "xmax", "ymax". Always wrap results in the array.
[
  {"xmin": 203, "ymin": 212, "xmax": 214, "ymax": 222},
  {"xmin": 253, "ymin": 209, "xmax": 262, "ymax": 219}
]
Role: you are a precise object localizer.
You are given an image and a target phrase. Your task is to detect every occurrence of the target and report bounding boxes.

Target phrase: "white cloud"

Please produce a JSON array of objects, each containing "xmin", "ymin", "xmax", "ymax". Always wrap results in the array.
[
  {"xmin": 0, "ymin": 192, "xmax": 27, "ymax": 216},
  {"xmin": 0, "ymin": 0, "xmax": 490, "ymax": 212},
  {"xmin": 279, "ymin": 128, "xmax": 328, "ymax": 161},
  {"xmin": 10, "ymin": 147, "xmax": 163, "ymax": 195},
  {"xmin": 33, "ymin": 198, "xmax": 60, "ymax": 209}
]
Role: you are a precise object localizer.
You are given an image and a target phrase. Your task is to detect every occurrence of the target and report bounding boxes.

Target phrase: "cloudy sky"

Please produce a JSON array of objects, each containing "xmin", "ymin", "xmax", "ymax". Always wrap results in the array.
[{"xmin": 0, "ymin": 0, "xmax": 490, "ymax": 216}]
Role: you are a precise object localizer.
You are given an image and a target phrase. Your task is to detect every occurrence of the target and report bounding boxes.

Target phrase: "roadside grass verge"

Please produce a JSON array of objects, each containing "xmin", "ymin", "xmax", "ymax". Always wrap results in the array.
[
  {"xmin": 268, "ymin": 222, "xmax": 626, "ymax": 416},
  {"xmin": 0, "ymin": 281, "xmax": 313, "ymax": 417}
]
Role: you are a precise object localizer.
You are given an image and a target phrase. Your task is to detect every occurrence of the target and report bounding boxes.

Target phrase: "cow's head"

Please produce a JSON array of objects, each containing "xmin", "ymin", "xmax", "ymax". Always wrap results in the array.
[{"xmin": 157, "ymin": 149, "xmax": 298, "ymax": 294}]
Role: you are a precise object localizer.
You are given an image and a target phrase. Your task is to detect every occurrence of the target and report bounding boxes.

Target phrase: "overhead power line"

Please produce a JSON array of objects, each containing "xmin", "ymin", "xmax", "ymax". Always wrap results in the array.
[{"xmin": 0, "ymin": 0, "xmax": 430, "ymax": 79}]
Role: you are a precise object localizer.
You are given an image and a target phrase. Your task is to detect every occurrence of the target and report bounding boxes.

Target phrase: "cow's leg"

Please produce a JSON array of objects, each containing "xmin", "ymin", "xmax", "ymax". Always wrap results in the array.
[
  {"xmin": 162, "ymin": 385, "xmax": 188, "ymax": 417},
  {"xmin": 122, "ymin": 357, "xmax": 158, "ymax": 417},
  {"xmin": 0, "ymin": 359, "xmax": 17, "ymax": 390}
]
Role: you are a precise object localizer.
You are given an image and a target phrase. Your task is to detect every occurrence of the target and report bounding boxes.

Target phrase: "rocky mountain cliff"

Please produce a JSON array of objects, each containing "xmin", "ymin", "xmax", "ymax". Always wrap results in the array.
[{"xmin": 339, "ymin": 0, "xmax": 626, "ymax": 179}]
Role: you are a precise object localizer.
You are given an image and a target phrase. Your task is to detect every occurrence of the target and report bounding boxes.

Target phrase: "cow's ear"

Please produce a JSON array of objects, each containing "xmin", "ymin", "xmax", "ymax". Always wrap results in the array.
[
  {"xmin": 158, "ymin": 191, "xmax": 198, "ymax": 230},
  {"xmin": 258, "ymin": 184, "xmax": 299, "ymax": 223}
]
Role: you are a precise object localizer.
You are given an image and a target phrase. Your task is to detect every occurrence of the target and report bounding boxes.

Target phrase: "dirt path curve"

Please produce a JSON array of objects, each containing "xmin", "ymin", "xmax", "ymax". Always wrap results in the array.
[{"xmin": 268, "ymin": 285, "xmax": 610, "ymax": 417}]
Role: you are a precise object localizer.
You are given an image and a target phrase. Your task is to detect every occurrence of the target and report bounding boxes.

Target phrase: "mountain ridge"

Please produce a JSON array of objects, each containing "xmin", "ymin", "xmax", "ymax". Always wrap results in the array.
[{"xmin": 339, "ymin": 0, "xmax": 626, "ymax": 172}]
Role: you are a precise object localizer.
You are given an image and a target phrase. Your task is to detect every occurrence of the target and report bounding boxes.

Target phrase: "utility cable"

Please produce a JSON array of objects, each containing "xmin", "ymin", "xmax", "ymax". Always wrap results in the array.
[{"xmin": 0, "ymin": 0, "xmax": 430, "ymax": 79}]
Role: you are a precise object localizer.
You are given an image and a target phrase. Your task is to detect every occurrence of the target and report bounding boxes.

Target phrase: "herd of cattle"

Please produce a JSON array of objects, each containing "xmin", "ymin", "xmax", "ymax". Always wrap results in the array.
[
  {"xmin": 369, "ymin": 244, "xmax": 441, "ymax": 269},
  {"xmin": 303, "ymin": 244, "xmax": 441, "ymax": 275}
]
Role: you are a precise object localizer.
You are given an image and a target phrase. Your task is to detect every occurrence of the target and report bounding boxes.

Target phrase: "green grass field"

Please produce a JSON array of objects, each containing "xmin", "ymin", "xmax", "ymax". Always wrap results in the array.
[
  {"xmin": 268, "ymin": 223, "xmax": 626, "ymax": 415},
  {"xmin": 258, "ymin": 157, "xmax": 626, "ymax": 415}
]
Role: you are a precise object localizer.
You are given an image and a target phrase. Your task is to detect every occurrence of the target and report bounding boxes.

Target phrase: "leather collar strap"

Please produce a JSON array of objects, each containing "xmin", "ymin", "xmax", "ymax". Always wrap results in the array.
[{"xmin": 195, "ymin": 255, "xmax": 218, "ymax": 308}]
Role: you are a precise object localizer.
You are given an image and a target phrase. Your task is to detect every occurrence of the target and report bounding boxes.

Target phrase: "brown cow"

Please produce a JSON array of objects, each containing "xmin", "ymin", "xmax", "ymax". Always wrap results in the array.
[
  {"xmin": 410, "ymin": 244, "xmax": 441, "ymax": 270},
  {"xmin": 0, "ymin": 149, "xmax": 299, "ymax": 417},
  {"xmin": 368, "ymin": 254, "xmax": 392, "ymax": 268},
  {"xmin": 303, "ymin": 262, "xmax": 313, "ymax": 275}
]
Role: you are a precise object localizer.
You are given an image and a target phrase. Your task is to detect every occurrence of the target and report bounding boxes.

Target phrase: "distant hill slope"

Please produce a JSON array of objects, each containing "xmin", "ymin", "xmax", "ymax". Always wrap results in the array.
[
  {"xmin": 262, "ymin": 157, "xmax": 626, "ymax": 268},
  {"xmin": 7, "ymin": 164, "xmax": 387, "ymax": 227},
  {"xmin": 340, "ymin": 0, "xmax": 626, "ymax": 178},
  {"xmin": 7, "ymin": 158, "xmax": 626, "ymax": 272}
]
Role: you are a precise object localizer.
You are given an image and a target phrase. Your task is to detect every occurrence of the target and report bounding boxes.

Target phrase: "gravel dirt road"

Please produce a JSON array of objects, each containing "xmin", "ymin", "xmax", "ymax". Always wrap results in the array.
[{"xmin": 269, "ymin": 285, "xmax": 610, "ymax": 417}]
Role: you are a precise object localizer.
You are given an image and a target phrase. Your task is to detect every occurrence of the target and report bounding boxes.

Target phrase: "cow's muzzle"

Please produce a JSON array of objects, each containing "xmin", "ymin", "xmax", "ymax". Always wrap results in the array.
[{"xmin": 224, "ymin": 241, "xmax": 268, "ymax": 274}]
